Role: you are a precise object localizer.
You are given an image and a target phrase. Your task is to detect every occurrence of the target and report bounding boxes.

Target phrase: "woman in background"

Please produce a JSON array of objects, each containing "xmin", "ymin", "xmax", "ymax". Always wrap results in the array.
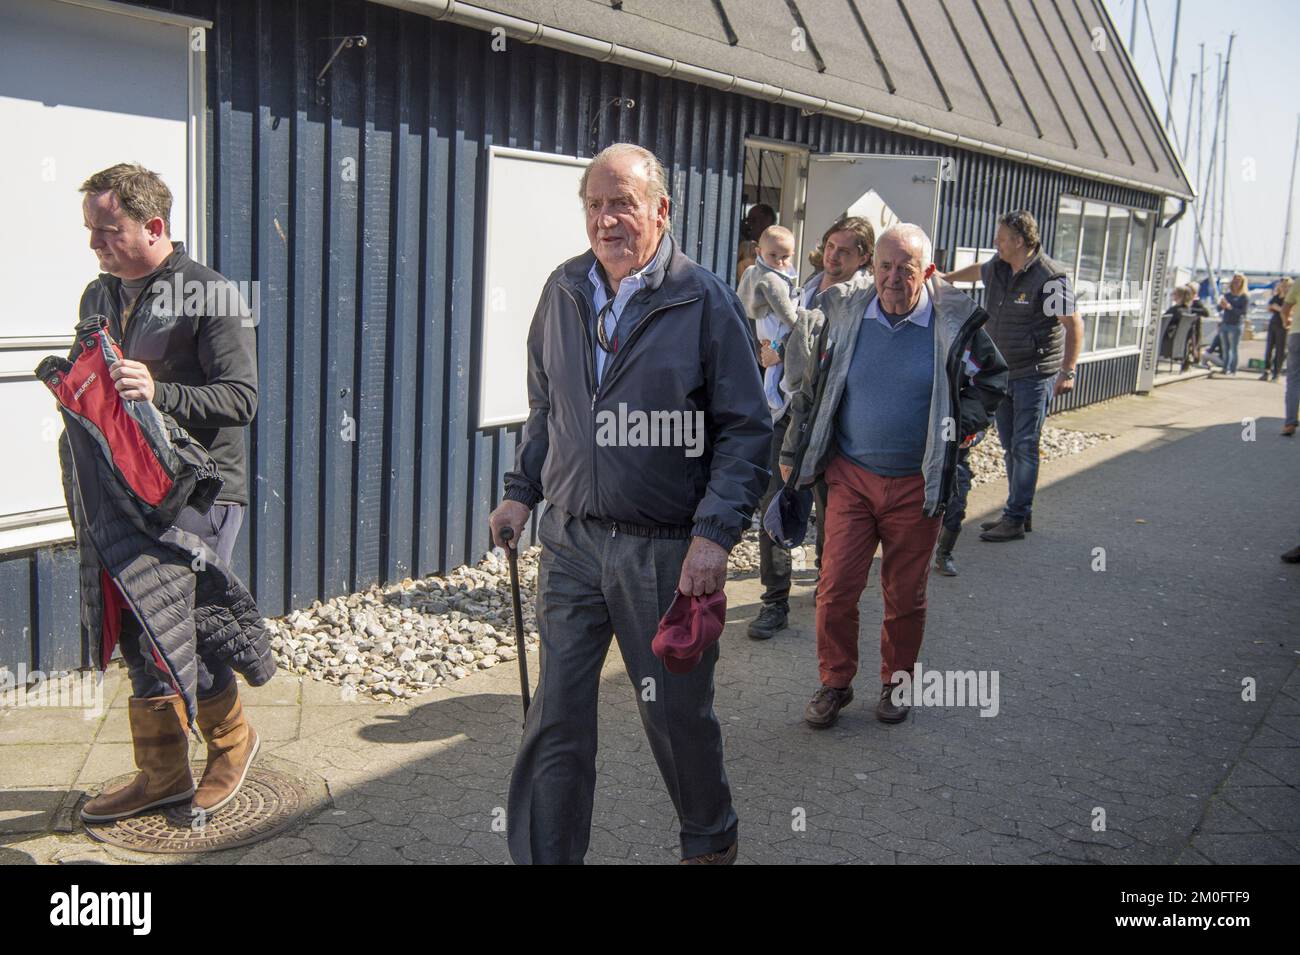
[{"xmin": 1216, "ymin": 273, "xmax": 1250, "ymax": 376}]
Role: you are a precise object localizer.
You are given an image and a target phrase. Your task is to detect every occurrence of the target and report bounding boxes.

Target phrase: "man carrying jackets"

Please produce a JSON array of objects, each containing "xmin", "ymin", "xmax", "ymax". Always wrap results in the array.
[
  {"xmin": 781, "ymin": 224, "xmax": 1007, "ymax": 729},
  {"xmin": 488, "ymin": 143, "xmax": 770, "ymax": 864},
  {"xmin": 73, "ymin": 163, "xmax": 261, "ymax": 821}
]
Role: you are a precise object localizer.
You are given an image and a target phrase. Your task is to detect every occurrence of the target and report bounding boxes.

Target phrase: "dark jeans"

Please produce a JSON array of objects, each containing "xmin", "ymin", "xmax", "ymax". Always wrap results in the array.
[
  {"xmin": 119, "ymin": 503, "xmax": 244, "ymax": 701},
  {"xmin": 757, "ymin": 414, "xmax": 828, "ymax": 607},
  {"xmin": 507, "ymin": 506, "xmax": 736, "ymax": 863},
  {"xmin": 941, "ymin": 445, "xmax": 974, "ymax": 533},
  {"xmin": 1264, "ymin": 319, "xmax": 1286, "ymax": 378},
  {"xmin": 994, "ymin": 375, "xmax": 1053, "ymax": 523}
]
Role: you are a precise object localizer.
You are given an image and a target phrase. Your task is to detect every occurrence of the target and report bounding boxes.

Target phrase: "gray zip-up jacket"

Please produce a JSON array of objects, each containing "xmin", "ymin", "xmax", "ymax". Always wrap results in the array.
[
  {"xmin": 780, "ymin": 272, "xmax": 1009, "ymax": 516},
  {"xmin": 503, "ymin": 233, "xmax": 771, "ymax": 549}
]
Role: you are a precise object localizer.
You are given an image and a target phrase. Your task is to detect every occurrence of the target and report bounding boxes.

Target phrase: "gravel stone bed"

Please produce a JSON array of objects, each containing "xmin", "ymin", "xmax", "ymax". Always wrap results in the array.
[{"xmin": 269, "ymin": 424, "xmax": 1108, "ymax": 698}]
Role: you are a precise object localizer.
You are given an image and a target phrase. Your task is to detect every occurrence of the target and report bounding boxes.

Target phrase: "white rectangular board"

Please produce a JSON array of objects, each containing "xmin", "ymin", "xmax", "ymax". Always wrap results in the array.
[
  {"xmin": 478, "ymin": 147, "xmax": 591, "ymax": 429},
  {"xmin": 0, "ymin": 0, "xmax": 196, "ymax": 540}
]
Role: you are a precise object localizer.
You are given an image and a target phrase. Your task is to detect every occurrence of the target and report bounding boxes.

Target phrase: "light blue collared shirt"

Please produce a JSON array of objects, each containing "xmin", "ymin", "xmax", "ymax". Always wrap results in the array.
[
  {"xmin": 587, "ymin": 236, "xmax": 670, "ymax": 385},
  {"xmin": 801, "ymin": 273, "xmax": 825, "ymax": 309},
  {"xmin": 867, "ymin": 284, "xmax": 932, "ymax": 331}
]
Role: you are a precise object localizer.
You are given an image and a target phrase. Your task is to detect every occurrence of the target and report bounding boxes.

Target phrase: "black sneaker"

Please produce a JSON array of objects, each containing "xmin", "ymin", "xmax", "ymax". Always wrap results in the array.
[{"xmin": 747, "ymin": 603, "xmax": 788, "ymax": 640}]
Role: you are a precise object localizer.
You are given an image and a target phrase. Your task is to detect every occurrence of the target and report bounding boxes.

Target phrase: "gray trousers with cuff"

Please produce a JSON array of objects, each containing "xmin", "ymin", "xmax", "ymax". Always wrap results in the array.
[{"xmin": 506, "ymin": 505, "xmax": 738, "ymax": 863}]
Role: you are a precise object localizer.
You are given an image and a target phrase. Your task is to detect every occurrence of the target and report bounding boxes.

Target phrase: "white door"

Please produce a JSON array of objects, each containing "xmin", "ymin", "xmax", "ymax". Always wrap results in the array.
[{"xmin": 801, "ymin": 153, "xmax": 943, "ymax": 282}]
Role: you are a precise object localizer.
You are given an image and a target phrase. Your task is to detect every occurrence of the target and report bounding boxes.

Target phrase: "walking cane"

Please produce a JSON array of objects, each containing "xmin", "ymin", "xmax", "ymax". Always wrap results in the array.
[{"xmin": 498, "ymin": 526, "xmax": 531, "ymax": 721}]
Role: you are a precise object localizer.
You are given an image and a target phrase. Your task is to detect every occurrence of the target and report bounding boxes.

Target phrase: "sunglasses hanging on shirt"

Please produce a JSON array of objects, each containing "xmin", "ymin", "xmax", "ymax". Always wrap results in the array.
[{"xmin": 595, "ymin": 298, "xmax": 618, "ymax": 354}]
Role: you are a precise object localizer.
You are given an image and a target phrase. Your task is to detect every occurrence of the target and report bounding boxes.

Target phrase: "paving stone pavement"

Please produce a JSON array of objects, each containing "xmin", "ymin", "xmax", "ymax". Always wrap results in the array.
[{"xmin": 1, "ymin": 371, "xmax": 1297, "ymax": 865}]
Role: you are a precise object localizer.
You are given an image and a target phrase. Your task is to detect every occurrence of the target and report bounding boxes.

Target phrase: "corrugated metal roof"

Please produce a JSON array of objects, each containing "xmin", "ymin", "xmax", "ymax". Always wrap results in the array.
[{"xmin": 386, "ymin": 0, "xmax": 1191, "ymax": 197}]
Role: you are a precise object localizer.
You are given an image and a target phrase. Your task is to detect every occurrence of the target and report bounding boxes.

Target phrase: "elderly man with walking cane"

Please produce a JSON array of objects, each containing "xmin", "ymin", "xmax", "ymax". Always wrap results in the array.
[{"xmin": 489, "ymin": 143, "xmax": 770, "ymax": 865}]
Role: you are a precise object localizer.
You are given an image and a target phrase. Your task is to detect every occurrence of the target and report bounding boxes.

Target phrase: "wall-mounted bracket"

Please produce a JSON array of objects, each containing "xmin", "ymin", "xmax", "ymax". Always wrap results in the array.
[
  {"xmin": 589, "ymin": 97, "xmax": 636, "ymax": 154},
  {"xmin": 316, "ymin": 35, "xmax": 367, "ymax": 104}
]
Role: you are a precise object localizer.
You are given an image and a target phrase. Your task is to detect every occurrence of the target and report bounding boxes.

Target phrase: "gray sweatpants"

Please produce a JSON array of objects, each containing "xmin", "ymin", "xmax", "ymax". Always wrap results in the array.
[{"xmin": 506, "ymin": 505, "xmax": 738, "ymax": 863}]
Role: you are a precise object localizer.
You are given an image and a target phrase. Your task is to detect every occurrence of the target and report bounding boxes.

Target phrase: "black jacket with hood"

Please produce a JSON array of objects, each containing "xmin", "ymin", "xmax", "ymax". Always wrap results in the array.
[{"xmin": 503, "ymin": 233, "xmax": 772, "ymax": 550}]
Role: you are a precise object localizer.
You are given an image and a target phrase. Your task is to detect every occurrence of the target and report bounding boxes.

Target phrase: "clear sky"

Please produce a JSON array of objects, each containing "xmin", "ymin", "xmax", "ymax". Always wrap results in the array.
[{"xmin": 1104, "ymin": 0, "xmax": 1300, "ymax": 275}]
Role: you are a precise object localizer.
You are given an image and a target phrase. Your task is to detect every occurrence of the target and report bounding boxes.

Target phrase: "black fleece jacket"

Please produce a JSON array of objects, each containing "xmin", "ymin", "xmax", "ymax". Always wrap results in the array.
[{"xmin": 75, "ymin": 243, "xmax": 258, "ymax": 504}]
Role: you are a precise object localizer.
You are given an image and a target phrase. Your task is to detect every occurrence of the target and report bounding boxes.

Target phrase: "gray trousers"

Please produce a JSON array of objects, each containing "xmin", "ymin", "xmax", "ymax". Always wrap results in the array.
[
  {"xmin": 1285, "ymin": 333, "xmax": 1300, "ymax": 427},
  {"xmin": 507, "ymin": 505, "xmax": 738, "ymax": 863}
]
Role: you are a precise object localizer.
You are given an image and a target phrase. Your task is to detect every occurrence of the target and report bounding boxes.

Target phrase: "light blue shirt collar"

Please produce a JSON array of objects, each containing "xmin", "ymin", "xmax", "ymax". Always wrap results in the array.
[
  {"xmin": 587, "ymin": 233, "xmax": 671, "ymax": 306},
  {"xmin": 867, "ymin": 285, "xmax": 931, "ymax": 330},
  {"xmin": 801, "ymin": 273, "xmax": 823, "ymax": 309},
  {"xmin": 586, "ymin": 234, "xmax": 671, "ymax": 383}
]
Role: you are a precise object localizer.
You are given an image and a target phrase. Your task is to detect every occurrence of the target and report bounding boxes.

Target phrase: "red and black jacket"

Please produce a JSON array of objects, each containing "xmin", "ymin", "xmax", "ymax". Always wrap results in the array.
[{"xmin": 38, "ymin": 320, "xmax": 273, "ymax": 725}]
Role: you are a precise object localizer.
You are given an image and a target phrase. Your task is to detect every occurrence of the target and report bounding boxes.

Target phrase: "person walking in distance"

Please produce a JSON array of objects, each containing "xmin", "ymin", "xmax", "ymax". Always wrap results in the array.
[{"xmin": 1262, "ymin": 278, "xmax": 1291, "ymax": 381}]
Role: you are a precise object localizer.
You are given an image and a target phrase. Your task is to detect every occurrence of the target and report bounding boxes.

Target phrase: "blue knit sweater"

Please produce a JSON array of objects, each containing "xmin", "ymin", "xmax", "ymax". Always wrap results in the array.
[{"xmin": 834, "ymin": 296, "xmax": 935, "ymax": 477}]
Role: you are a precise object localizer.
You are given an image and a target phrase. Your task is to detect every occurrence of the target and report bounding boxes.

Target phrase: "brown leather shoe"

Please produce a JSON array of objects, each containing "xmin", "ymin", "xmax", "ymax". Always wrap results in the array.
[
  {"xmin": 680, "ymin": 840, "xmax": 738, "ymax": 865},
  {"xmin": 979, "ymin": 518, "xmax": 1026, "ymax": 542},
  {"xmin": 804, "ymin": 684, "xmax": 854, "ymax": 728},
  {"xmin": 1282, "ymin": 423, "xmax": 1297, "ymax": 437},
  {"xmin": 81, "ymin": 694, "xmax": 194, "ymax": 822},
  {"xmin": 981, "ymin": 516, "xmax": 1032, "ymax": 533},
  {"xmin": 192, "ymin": 680, "xmax": 260, "ymax": 815},
  {"xmin": 875, "ymin": 683, "xmax": 910, "ymax": 724}
]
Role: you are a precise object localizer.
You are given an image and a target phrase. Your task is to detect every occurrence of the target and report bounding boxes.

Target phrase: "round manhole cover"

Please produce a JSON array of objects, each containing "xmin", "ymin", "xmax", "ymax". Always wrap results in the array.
[{"xmin": 82, "ymin": 761, "xmax": 311, "ymax": 854}]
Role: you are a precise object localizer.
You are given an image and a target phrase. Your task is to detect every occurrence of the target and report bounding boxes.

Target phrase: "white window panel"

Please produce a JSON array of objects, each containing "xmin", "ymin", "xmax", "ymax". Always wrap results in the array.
[{"xmin": 0, "ymin": 0, "xmax": 204, "ymax": 539}]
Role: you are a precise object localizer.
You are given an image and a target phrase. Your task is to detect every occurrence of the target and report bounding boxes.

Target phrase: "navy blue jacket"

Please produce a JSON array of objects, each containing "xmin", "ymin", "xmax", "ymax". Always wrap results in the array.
[{"xmin": 503, "ymin": 234, "xmax": 771, "ymax": 549}]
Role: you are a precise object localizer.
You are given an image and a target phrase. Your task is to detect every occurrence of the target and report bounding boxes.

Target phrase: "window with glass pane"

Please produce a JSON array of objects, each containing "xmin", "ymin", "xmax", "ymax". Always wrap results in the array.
[
  {"xmin": 1077, "ymin": 202, "xmax": 1107, "ymax": 351},
  {"xmin": 1093, "ymin": 208, "xmax": 1130, "ymax": 351},
  {"xmin": 1118, "ymin": 212, "xmax": 1151, "ymax": 347},
  {"xmin": 1125, "ymin": 211, "xmax": 1150, "ymax": 290},
  {"xmin": 1054, "ymin": 197, "xmax": 1082, "ymax": 282}
]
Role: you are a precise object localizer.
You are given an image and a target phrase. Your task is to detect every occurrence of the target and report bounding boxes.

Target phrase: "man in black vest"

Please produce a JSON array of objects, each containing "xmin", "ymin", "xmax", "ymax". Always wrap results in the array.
[{"xmin": 943, "ymin": 210, "xmax": 1083, "ymax": 542}]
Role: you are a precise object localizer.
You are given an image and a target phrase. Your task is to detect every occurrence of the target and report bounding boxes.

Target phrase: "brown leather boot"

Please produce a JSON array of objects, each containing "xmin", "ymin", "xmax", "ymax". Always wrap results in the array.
[
  {"xmin": 979, "ymin": 518, "xmax": 1026, "ymax": 542},
  {"xmin": 81, "ymin": 694, "xmax": 194, "ymax": 822},
  {"xmin": 804, "ymin": 684, "xmax": 854, "ymax": 728},
  {"xmin": 875, "ymin": 683, "xmax": 911, "ymax": 724},
  {"xmin": 193, "ymin": 680, "xmax": 260, "ymax": 815}
]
